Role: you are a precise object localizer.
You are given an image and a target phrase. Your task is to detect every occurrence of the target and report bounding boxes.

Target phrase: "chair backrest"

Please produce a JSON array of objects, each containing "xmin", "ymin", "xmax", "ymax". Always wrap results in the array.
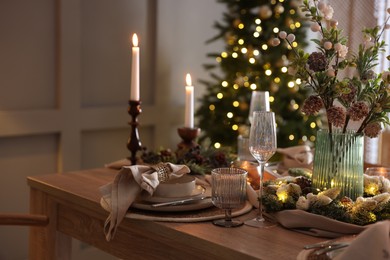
[{"xmin": 0, "ymin": 214, "xmax": 48, "ymax": 226}]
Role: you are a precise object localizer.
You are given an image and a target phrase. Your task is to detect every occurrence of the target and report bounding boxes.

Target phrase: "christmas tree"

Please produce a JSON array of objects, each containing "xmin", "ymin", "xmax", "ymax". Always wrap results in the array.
[{"xmin": 196, "ymin": 0, "xmax": 320, "ymax": 149}]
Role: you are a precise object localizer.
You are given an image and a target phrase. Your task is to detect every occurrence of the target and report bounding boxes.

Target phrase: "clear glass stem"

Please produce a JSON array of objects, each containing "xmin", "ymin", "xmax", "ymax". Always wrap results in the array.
[
  {"xmin": 224, "ymin": 209, "xmax": 232, "ymax": 223},
  {"xmin": 256, "ymin": 163, "xmax": 265, "ymax": 221}
]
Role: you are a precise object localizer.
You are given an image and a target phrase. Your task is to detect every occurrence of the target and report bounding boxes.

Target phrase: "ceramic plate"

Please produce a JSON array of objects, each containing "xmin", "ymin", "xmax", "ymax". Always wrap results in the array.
[
  {"xmin": 132, "ymin": 185, "xmax": 212, "ymax": 212},
  {"xmin": 139, "ymin": 185, "xmax": 208, "ymax": 203}
]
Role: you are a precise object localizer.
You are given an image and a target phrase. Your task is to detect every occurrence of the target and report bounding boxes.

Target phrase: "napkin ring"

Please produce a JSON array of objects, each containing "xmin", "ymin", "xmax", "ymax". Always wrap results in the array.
[{"xmin": 153, "ymin": 163, "xmax": 171, "ymax": 182}]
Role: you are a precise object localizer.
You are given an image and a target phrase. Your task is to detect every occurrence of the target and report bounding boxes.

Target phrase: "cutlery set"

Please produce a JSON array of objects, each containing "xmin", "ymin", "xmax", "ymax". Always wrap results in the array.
[{"xmin": 304, "ymin": 240, "xmax": 349, "ymax": 259}]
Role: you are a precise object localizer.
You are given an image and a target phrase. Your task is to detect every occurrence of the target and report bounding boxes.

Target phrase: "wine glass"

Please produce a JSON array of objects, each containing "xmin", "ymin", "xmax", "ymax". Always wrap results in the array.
[
  {"xmin": 248, "ymin": 91, "xmax": 270, "ymax": 124},
  {"xmin": 211, "ymin": 168, "xmax": 247, "ymax": 227},
  {"xmin": 245, "ymin": 111, "xmax": 277, "ymax": 228}
]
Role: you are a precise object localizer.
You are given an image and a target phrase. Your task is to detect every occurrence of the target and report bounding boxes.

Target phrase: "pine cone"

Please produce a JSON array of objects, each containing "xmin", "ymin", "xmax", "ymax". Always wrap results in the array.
[
  {"xmin": 307, "ymin": 52, "xmax": 327, "ymax": 72},
  {"xmin": 302, "ymin": 95, "xmax": 323, "ymax": 115},
  {"xmin": 347, "ymin": 101, "xmax": 369, "ymax": 121},
  {"xmin": 327, "ymin": 106, "xmax": 346, "ymax": 127},
  {"xmin": 294, "ymin": 176, "xmax": 312, "ymax": 195},
  {"xmin": 364, "ymin": 122, "xmax": 382, "ymax": 138}
]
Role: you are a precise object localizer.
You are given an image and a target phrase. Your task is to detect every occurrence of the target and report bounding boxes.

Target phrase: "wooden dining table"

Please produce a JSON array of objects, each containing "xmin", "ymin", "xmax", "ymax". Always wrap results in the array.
[{"xmin": 27, "ymin": 167, "xmax": 325, "ymax": 260}]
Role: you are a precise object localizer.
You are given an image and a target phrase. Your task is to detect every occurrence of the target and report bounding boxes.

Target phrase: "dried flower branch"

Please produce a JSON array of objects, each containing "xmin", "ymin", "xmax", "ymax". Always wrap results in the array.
[{"xmin": 273, "ymin": 0, "xmax": 390, "ymax": 137}]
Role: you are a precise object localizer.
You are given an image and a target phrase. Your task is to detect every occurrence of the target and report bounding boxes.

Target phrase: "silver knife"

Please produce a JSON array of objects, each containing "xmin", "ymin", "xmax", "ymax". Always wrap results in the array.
[{"xmin": 151, "ymin": 196, "xmax": 211, "ymax": 208}]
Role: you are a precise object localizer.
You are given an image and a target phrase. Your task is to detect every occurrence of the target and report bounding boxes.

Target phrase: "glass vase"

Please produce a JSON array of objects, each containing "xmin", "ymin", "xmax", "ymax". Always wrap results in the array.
[{"xmin": 312, "ymin": 129, "xmax": 364, "ymax": 200}]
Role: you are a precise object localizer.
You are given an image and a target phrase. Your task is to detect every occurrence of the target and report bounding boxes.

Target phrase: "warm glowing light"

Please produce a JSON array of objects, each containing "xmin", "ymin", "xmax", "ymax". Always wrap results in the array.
[
  {"xmin": 296, "ymin": 78, "xmax": 302, "ymax": 84},
  {"xmin": 227, "ymin": 112, "xmax": 233, "ymax": 118},
  {"xmin": 302, "ymin": 135, "xmax": 308, "ymax": 142},
  {"xmin": 289, "ymin": 135, "xmax": 295, "ymax": 140},
  {"xmin": 253, "ymin": 50, "xmax": 260, "ymax": 56},
  {"xmin": 238, "ymin": 39, "xmax": 244, "ymax": 45},
  {"xmin": 233, "ymin": 101, "xmax": 239, "ymax": 107},
  {"xmin": 290, "ymin": 24, "xmax": 296, "ymax": 30},
  {"xmin": 232, "ymin": 52, "xmax": 238, "ymax": 58},
  {"xmin": 277, "ymin": 191, "xmax": 288, "ymax": 202},
  {"xmin": 293, "ymin": 104, "xmax": 299, "ymax": 110},
  {"xmin": 281, "ymin": 67, "xmax": 288, "ymax": 73},
  {"xmin": 221, "ymin": 52, "xmax": 228, "ymax": 58},
  {"xmin": 288, "ymin": 81, "xmax": 295, "ymax": 88},
  {"xmin": 244, "ymin": 82, "xmax": 250, "ymax": 87},
  {"xmin": 216, "ymin": 57, "xmax": 222, "ymax": 62},
  {"xmin": 249, "ymin": 58, "xmax": 256, "ymax": 64},
  {"xmin": 310, "ymin": 122, "xmax": 317, "ymax": 128},
  {"xmin": 310, "ymin": 135, "xmax": 316, "ymax": 142},
  {"xmin": 250, "ymin": 83, "xmax": 257, "ymax": 90},
  {"xmin": 233, "ymin": 84, "xmax": 239, "ymax": 89},
  {"xmin": 256, "ymin": 26, "xmax": 262, "ymax": 32},
  {"xmin": 186, "ymin": 74, "xmax": 192, "ymax": 86},
  {"xmin": 273, "ymin": 27, "xmax": 279, "ymax": 33},
  {"xmin": 290, "ymin": 9, "xmax": 295, "ymax": 15},
  {"xmin": 214, "ymin": 142, "xmax": 221, "ymax": 149},
  {"xmin": 262, "ymin": 44, "xmax": 268, "ymax": 50},
  {"xmin": 232, "ymin": 124, "xmax": 239, "ymax": 131},
  {"xmin": 238, "ymin": 23, "xmax": 244, "ymax": 29},
  {"xmin": 274, "ymin": 77, "xmax": 281, "ymax": 83},
  {"xmin": 270, "ymin": 96, "xmax": 275, "ymax": 102},
  {"xmin": 209, "ymin": 104, "xmax": 215, "ymax": 111},
  {"xmin": 132, "ymin": 34, "xmax": 138, "ymax": 47},
  {"xmin": 241, "ymin": 48, "xmax": 248, "ymax": 54},
  {"xmin": 253, "ymin": 32, "xmax": 260, "ymax": 38},
  {"xmin": 255, "ymin": 18, "xmax": 261, "ymax": 24},
  {"xmin": 217, "ymin": 93, "xmax": 223, "ymax": 99},
  {"xmin": 222, "ymin": 81, "xmax": 228, "ymax": 87},
  {"xmin": 292, "ymin": 42, "xmax": 298, "ymax": 47},
  {"xmin": 279, "ymin": 0, "xmax": 284, "ymax": 2},
  {"xmin": 265, "ymin": 69, "xmax": 272, "ymax": 76},
  {"xmin": 295, "ymin": 22, "xmax": 301, "ymax": 28}
]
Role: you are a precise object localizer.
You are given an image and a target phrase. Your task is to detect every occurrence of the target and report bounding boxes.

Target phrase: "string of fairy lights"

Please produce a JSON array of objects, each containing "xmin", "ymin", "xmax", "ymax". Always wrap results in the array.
[{"xmin": 205, "ymin": 0, "xmax": 321, "ymax": 149}]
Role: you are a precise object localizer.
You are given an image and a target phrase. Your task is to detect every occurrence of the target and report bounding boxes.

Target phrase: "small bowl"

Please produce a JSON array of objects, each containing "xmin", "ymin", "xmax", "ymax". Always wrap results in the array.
[{"xmin": 154, "ymin": 175, "xmax": 196, "ymax": 197}]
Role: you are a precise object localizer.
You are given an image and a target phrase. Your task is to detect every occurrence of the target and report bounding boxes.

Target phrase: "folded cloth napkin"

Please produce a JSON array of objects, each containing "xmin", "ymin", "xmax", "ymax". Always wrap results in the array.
[
  {"xmin": 99, "ymin": 163, "xmax": 190, "ymax": 241},
  {"xmin": 277, "ymin": 145, "xmax": 313, "ymax": 172},
  {"xmin": 267, "ymin": 209, "xmax": 366, "ymax": 238},
  {"xmin": 334, "ymin": 220, "xmax": 390, "ymax": 260}
]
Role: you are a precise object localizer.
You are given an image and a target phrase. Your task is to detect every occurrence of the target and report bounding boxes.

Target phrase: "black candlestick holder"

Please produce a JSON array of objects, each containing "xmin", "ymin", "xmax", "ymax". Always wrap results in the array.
[
  {"xmin": 176, "ymin": 127, "xmax": 201, "ymax": 158},
  {"xmin": 127, "ymin": 100, "xmax": 142, "ymax": 165}
]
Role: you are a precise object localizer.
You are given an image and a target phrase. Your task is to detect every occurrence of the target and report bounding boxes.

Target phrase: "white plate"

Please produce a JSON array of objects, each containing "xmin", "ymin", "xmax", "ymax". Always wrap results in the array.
[
  {"xmin": 139, "ymin": 185, "xmax": 207, "ymax": 203},
  {"xmin": 133, "ymin": 185, "xmax": 212, "ymax": 212}
]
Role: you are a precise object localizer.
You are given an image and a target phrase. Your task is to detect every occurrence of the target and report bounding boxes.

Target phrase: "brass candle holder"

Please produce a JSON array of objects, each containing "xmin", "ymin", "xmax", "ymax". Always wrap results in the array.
[
  {"xmin": 127, "ymin": 100, "xmax": 142, "ymax": 165},
  {"xmin": 176, "ymin": 127, "xmax": 201, "ymax": 158}
]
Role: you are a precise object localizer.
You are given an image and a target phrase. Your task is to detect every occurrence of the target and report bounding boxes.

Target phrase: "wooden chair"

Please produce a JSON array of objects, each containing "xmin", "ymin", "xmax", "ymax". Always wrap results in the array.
[{"xmin": 0, "ymin": 213, "xmax": 48, "ymax": 226}]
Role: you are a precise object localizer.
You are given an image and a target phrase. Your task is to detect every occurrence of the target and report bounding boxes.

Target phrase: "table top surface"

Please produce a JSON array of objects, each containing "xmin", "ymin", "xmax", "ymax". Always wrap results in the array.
[{"xmin": 27, "ymin": 167, "xmax": 324, "ymax": 260}]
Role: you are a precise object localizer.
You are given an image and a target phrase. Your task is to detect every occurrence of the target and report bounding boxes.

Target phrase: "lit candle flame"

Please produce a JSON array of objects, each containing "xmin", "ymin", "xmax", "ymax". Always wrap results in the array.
[
  {"xmin": 132, "ymin": 33, "xmax": 138, "ymax": 47},
  {"xmin": 186, "ymin": 73, "xmax": 192, "ymax": 86}
]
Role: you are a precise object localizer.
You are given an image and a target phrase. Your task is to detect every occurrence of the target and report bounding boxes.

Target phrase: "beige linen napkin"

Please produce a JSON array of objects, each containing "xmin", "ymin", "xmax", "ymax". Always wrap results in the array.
[
  {"xmin": 333, "ymin": 220, "xmax": 390, "ymax": 260},
  {"xmin": 99, "ymin": 163, "xmax": 190, "ymax": 241},
  {"xmin": 277, "ymin": 145, "xmax": 313, "ymax": 172},
  {"xmin": 267, "ymin": 209, "xmax": 366, "ymax": 238}
]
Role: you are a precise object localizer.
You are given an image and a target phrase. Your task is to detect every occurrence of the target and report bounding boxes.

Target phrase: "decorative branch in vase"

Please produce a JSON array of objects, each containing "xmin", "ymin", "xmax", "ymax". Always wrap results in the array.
[{"xmin": 273, "ymin": 0, "xmax": 390, "ymax": 200}]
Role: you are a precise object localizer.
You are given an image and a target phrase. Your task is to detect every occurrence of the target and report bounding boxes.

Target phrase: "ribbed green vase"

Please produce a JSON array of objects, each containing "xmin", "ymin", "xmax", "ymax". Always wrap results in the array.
[{"xmin": 312, "ymin": 129, "xmax": 364, "ymax": 200}]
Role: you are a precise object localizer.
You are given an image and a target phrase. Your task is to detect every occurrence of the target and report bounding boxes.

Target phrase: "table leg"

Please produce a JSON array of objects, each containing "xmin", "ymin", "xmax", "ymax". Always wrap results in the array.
[{"xmin": 29, "ymin": 187, "xmax": 72, "ymax": 260}]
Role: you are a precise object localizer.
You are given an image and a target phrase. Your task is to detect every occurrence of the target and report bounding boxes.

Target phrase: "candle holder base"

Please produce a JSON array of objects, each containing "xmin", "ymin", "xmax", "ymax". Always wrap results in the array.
[
  {"xmin": 176, "ymin": 127, "xmax": 201, "ymax": 158},
  {"xmin": 127, "ymin": 100, "xmax": 143, "ymax": 165}
]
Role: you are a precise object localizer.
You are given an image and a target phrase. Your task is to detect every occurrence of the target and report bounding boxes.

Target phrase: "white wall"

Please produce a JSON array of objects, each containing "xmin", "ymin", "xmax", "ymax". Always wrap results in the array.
[{"xmin": 0, "ymin": 0, "xmax": 224, "ymax": 259}]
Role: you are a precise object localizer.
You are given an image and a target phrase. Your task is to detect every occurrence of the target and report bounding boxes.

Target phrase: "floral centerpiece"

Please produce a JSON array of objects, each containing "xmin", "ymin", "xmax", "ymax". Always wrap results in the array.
[
  {"xmin": 273, "ymin": 0, "xmax": 390, "ymax": 200},
  {"xmin": 262, "ymin": 169, "xmax": 390, "ymax": 225}
]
